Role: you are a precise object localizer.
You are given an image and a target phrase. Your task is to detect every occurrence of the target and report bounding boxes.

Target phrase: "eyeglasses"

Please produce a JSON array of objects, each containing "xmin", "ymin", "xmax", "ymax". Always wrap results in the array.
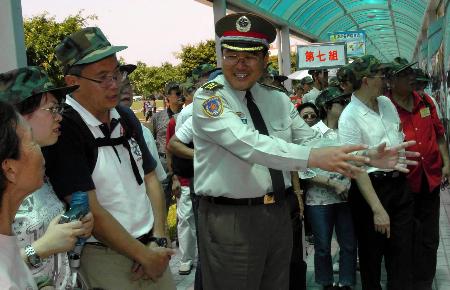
[
  {"xmin": 41, "ymin": 105, "xmax": 64, "ymax": 116},
  {"xmin": 74, "ymin": 71, "xmax": 125, "ymax": 88},
  {"xmin": 302, "ymin": 113, "xmax": 317, "ymax": 120},
  {"xmin": 222, "ymin": 54, "xmax": 260, "ymax": 66}
]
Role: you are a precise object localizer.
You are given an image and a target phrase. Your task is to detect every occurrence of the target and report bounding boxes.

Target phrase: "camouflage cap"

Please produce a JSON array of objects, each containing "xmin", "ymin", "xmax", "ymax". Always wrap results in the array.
[
  {"xmin": 415, "ymin": 68, "xmax": 431, "ymax": 82},
  {"xmin": 336, "ymin": 65, "xmax": 354, "ymax": 82},
  {"xmin": 0, "ymin": 66, "xmax": 79, "ymax": 104},
  {"xmin": 389, "ymin": 57, "xmax": 417, "ymax": 76},
  {"xmin": 328, "ymin": 76, "xmax": 340, "ymax": 87},
  {"xmin": 300, "ymin": 76, "xmax": 314, "ymax": 85},
  {"xmin": 349, "ymin": 55, "xmax": 388, "ymax": 80},
  {"xmin": 315, "ymin": 86, "xmax": 351, "ymax": 109},
  {"xmin": 192, "ymin": 64, "xmax": 216, "ymax": 80},
  {"xmin": 181, "ymin": 77, "xmax": 196, "ymax": 91},
  {"xmin": 55, "ymin": 27, "xmax": 127, "ymax": 72}
]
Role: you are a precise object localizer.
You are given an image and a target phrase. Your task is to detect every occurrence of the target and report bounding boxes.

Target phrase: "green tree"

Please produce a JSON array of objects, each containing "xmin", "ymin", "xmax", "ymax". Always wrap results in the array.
[
  {"xmin": 176, "ymin": 40, "xmax": 217, "ymax": 77},
  {"xmin": 23, "ymin": 12, "xmax": 96, "ymax": 86},
  {"xmin": 129, "ymin": 62, "xmax": 184, "ymax": 97},
  {"xmin": 130, "ymin": 40, "xmax": 217, "ymax": 96},
  {"xmin": 268, "ymin": 52, "xmax": 297, "ymax": 74}
]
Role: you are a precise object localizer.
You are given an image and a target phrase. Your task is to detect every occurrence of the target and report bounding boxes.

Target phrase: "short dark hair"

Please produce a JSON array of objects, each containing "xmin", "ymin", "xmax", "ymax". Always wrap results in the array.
[
  {"xmin": 297, "ymin": 102, "xmax": 319, "ymax": 116},
  {"xmin": 14, "ymin": 93, "xmax": 44, "ymax": 115},
  {"xmin": 0, "ymin": 102, "xmax": 21, "ymax": 204}
]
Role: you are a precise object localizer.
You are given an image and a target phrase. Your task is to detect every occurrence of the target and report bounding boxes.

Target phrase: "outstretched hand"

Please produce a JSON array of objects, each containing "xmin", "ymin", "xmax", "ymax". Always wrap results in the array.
[
  {"xmin": 368, "ymin": 141, "xmax": 420, "ymax": 173},
  {"xmin": 309, "ymin": 144, "xmax": 370, "ymax": 178}
]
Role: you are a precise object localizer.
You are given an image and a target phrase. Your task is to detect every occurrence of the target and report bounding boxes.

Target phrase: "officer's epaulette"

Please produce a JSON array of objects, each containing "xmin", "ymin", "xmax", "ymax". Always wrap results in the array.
[
  {"xmin": 201, "ymin": 81, "xmax": 223, "ymax": 91},
  {"xmin": 259, "ymin": 82, "xmax": 288, "ymax": 93}
]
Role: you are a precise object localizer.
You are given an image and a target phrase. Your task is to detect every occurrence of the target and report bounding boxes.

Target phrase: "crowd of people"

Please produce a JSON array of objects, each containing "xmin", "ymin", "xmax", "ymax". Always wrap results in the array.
[{"xmin": 0, "ymin": 11, "xmax": 447, "ymax": 290}]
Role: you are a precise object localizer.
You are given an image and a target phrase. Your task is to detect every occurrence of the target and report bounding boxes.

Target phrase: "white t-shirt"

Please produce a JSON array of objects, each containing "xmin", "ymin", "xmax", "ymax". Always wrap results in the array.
[
  {"xmin": 0, "ymin": 235, "xmax": 37, "ymax": 290},
  {"xmin": 13, "ymin": 180, "xmax": 71, "ymax": 289},
  {"xmin": 67, "ymin": 97, "xmax": 154, "ymax": 241},
  {"xmin": 141, "ymin": 124, "xmax": 167, "ymax": 181}
]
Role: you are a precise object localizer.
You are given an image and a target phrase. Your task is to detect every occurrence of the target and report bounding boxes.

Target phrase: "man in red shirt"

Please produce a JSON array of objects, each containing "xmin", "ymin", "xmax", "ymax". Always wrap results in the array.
[{"xmin": 388, "ymin": 57, "xmax": 450, "ymax": 290}]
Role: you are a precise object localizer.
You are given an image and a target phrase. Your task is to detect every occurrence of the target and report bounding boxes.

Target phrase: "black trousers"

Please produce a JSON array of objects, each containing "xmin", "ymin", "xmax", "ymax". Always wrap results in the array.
[
  {"xmin": 412, "ymin": 177, "xmax": 440, "ymax": 290},
  {"xmin": 286, "ymin": 191, "xmax": 307, "ymax": 290},
  {"xmin": 198, "ymin": 197, "xmax": 292, "ymax": 290},
  {"xmin": 349, "ymin": 174, "xmax": 414, "ymax": 290}
]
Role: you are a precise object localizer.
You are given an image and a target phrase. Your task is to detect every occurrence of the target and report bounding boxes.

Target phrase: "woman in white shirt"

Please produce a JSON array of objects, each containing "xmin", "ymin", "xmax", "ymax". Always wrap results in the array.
[
  {"xmin": 0, "ymin": 66, "xmax": 94, "ymax": 289},
  {"xmin": 0, "ymin": 101, "xmax": 40, "ymax": 290},
  {"xmin": 301, "ymin": 87, "xmax": 356, "ymax": 290}
]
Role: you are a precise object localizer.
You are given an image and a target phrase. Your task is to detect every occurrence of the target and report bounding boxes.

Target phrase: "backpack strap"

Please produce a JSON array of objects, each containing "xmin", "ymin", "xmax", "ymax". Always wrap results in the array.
[{"xmin": 62, "ymin": 104, "xmax": 98, "ymax": 175}]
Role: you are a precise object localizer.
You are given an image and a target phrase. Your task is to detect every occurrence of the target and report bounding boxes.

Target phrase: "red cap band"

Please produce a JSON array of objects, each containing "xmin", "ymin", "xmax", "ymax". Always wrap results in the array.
[{"xmin": 223, "ymin": 31, "xmax": 269, "ymax": 40}]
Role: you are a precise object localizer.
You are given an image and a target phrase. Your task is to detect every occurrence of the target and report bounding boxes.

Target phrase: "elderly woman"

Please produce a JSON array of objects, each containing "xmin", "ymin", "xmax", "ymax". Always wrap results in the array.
[
  {"xmin": 0, "ymin": 67, "xmax": 94, "ymax": 289},
  {"xmin": 0, "ymin": 101, "xmax": 41, "ymax": 289}
]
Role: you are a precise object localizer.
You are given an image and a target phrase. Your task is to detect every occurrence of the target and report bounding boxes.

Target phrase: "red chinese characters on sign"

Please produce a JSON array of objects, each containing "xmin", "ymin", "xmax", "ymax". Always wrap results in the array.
[
  {"xmin": 316, "ymin": 50, "xmax": 326, "ymax": 62},
  {"xmin": 329, "ymin": 50, "xmax": 338, "ymax": 61},
  {"xmin": 305, "ymin": 51, "xmax": 314, "ymax": 62},
  {"xmin": 304, "ymin": 50, "xmax": 339, "ymax": 63}
]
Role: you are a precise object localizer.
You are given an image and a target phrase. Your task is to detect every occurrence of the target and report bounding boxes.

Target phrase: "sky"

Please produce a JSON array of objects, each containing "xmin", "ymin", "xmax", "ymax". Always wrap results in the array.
[{"xmin": 21, "ymin": 0, "xmax": 216, "ymax": 66}]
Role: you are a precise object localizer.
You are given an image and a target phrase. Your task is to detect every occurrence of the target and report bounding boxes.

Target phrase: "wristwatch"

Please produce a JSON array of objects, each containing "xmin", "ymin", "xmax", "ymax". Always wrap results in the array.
[
  {"xmin": 25, "ymin": 244, "xmax": 42, "ymax": 268},
  {"xmin": 149, "ymin": 237, "xmax": 168, "ymax": 248}
]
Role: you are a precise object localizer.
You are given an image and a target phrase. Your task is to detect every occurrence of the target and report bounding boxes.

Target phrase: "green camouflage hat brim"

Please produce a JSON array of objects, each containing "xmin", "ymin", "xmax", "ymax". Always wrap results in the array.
[
  {"xmin": 392, "ymin": 62, "xmax": 417, "ymax": 75},
  {"xmin": 0, "ymin": 66, "xmax": 78, "ymax": 104},
  {"xmin": 75, "ymin": 45, "xmax": 127, "ymax": 65},
  {"xmin": 316, "ymin": 87, "xmax": 350, "ymax": 109}
]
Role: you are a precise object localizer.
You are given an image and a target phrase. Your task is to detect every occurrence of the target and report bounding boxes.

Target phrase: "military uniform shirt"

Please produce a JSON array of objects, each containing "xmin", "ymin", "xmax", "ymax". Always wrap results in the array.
[{"xmin": 192, "ymin": 74, "xmax": 320, "ymax": 198}]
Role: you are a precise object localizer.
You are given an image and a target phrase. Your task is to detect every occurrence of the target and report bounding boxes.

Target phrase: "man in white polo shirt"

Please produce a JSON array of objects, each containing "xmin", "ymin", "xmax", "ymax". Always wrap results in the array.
[{"xmin": 43, "ymin": 27, "xmax": 175, "ymax": 289}]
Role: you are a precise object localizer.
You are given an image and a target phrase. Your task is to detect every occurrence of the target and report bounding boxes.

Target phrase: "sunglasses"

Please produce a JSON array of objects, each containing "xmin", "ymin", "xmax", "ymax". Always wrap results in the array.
[{"xmin": 302, "ymin": 113, "xmax": 317, "ymax": 120}]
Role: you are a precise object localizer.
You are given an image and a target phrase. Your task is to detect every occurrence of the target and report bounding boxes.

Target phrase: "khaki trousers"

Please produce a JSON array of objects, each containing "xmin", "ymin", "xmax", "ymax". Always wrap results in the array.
[{"xmin": 80, "ymin": 244, "xmax": 176, "ymax": 290}]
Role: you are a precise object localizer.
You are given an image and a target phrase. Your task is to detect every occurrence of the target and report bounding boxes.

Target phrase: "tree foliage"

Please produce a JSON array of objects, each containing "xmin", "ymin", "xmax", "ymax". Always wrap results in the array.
[
  {"xmin": 24, "ymin": 12, "xmax": 96, "ymax": 86},
  {"xmin": 176, "ymin": 40, "xmax": 217, "ymax": 77}
]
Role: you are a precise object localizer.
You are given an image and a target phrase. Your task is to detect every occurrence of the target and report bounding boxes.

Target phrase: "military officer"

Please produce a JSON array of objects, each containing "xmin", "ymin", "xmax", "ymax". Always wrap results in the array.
[{"xmin": 192, "ymin": 12, "xmax": 414, "ymax": 290}]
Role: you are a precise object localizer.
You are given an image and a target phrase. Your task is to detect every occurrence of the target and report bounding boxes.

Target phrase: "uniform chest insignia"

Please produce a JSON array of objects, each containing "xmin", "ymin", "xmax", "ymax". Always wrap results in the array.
[
  {"xmin": 202, "ymin": 96, "xmax": 224, "ymax": 118},
  {"xmin": 201, "ymin": 81, "xmax": 223, "ymax": 92}
]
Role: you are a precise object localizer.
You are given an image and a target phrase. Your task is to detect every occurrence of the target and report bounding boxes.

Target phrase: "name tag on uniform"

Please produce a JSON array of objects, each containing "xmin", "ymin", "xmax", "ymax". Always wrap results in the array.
[
  {"xmin": 236, "ymin": 112, "xmax": 248, "ymax": 124},
  {"xmin": 420, "ymin": 107, "xmax": 430, "ymax": 118}
]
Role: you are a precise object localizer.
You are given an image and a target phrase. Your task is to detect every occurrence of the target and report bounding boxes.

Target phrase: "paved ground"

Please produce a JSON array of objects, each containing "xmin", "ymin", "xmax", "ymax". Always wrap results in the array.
[{"xmin": 171, "ymin": 187, "xmax": 450, "ymax": 289}]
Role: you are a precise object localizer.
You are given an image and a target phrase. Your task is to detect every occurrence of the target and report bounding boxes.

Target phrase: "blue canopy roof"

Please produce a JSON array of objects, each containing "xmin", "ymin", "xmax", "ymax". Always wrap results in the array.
[{"xmin": 225, "ymin": 0, "xmax": 428, "ymax": 62}]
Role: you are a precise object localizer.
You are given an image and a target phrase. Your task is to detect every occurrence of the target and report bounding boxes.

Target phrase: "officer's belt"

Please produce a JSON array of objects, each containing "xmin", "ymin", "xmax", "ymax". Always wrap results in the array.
[{"xmin": 202, "ymin": 187, "xmax": 292, "ymax": 206}]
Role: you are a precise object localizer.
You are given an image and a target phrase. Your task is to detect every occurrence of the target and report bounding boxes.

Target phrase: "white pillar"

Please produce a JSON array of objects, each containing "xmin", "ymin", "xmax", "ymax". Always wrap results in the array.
[
  {"xmin": 0, "ymin": 0, "xmax": 27, "ymax": 72},
  {"xmin": 213, "ymin": 0, "xmax": 226, "ymax": 68},
  {"xmin": 280, "ymin": 25, "xmax": 292, "ymax": 92}
]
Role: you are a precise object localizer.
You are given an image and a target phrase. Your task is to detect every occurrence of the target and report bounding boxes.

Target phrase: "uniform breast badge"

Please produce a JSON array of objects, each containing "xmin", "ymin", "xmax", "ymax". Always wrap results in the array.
[{"xmin": 202, "ymin": 96, "xmax": 224, "ymax": 118}]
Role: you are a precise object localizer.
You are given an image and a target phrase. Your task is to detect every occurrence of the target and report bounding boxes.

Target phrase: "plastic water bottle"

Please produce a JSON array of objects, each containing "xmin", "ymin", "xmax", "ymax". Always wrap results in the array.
[{"xmin": 68, "ymin": 191, "xmax": 89, "ymax": 269}]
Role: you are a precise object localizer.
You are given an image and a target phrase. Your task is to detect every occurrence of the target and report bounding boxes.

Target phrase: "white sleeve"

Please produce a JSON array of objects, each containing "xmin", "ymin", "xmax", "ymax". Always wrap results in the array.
[
  {"xmin": 141, "ymin": 125, "xmax": 167, "ymax": 181},
  {"xmin": 175, "ymin": 117, "xmax": 193, "ymax": 144}
]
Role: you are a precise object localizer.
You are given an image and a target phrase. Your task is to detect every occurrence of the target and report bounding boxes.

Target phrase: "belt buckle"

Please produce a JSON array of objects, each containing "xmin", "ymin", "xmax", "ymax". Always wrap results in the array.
[{"xmin": 263, "ymin": 194, "xmax": 275, "ymax": 205}]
